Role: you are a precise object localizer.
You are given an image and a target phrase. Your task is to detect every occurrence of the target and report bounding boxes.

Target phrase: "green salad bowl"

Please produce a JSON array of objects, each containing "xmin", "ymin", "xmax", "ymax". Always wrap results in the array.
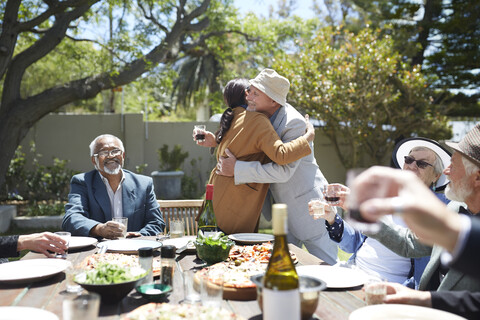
[{"xmin": 75, "ymin": 272, "xmax": 146, "ymax": 304}]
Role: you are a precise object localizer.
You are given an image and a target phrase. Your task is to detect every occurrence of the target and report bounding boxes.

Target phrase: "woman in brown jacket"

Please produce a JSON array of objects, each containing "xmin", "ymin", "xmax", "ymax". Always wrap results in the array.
[{"xmin": 195, "ymin": 78, "xmax": 313, "ymax": 234}]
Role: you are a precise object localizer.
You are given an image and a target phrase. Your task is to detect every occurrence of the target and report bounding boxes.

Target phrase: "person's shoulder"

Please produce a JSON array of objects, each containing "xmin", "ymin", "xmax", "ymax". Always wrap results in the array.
[
  {"xmin": 245, "ymin": 110, "xmax": 270, "ymax": 123},
  {"xmin": 72, "ymin": 170, "xmax": 95, "ymax": 181},
  {"xmin": 123, "ymin": 170, "xmax": 152, "ymax": 183}
]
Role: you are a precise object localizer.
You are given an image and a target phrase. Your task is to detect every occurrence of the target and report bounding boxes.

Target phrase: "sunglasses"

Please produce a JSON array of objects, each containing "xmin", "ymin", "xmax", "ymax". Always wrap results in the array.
[{"xmin": 404, "ymin": 155, "xmax": 433, "ymax": 169}]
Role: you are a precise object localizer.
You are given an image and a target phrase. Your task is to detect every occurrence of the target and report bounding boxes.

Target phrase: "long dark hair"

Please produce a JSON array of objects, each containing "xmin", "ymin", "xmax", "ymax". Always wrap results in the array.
[{"xmin": 215, "ymin": 78, "xmax": 249, "ymax": 144}]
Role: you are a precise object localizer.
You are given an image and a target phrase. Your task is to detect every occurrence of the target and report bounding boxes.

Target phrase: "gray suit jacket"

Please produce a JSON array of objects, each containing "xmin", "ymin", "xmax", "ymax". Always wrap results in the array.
[
  {"xmin": 369, "ymin": 201, "xmax": 480, "ymax": 291},
  {"xmin": 234, "ymin": 104, "xmax": 338, "ymax": 265}
]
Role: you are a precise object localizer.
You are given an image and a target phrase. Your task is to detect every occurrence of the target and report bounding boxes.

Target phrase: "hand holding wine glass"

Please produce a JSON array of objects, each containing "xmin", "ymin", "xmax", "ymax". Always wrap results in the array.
[
  {"xmin": 192, "ymin": 125, "xmax": 217, "ymax": 147},
  {"xmin": 324, "ymin": 184, "xmax": 350, "ymax": 209}
]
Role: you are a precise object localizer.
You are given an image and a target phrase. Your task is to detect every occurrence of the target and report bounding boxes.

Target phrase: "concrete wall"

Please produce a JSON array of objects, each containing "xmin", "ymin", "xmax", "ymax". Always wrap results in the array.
[{"xmin": 19, "ymin": 113, "xmax": 352, "ymax": 196}]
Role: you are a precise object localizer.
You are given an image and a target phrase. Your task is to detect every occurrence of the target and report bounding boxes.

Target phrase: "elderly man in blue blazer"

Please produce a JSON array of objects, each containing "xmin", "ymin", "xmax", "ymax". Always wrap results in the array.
[{"xmin": 62, "ymin": 134, "xmax": 165, "ymax": 238}]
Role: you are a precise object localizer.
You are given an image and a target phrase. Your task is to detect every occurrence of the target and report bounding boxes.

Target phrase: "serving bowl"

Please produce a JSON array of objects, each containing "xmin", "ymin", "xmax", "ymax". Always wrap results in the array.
[
  {"xmin": 250, "ymin": 274, "xmax": 327, "ymax": 320},
  {"xmin": 75, "ymin": 272, "xmax": 145, "ymax": 303},
  {"xmin": 136, "ymin": 283, "xmax": 172, "ymax": 302}
]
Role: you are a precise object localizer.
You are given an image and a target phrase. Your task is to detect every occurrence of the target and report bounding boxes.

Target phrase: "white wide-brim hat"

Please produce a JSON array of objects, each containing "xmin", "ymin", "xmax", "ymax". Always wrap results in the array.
[
  {"xmin": 392, "ymin": 137, "xmax": 452, "ymax": 191},
  {"xmin": 249, "ymin": 69, "xmax": 289, "ymax": 106}
]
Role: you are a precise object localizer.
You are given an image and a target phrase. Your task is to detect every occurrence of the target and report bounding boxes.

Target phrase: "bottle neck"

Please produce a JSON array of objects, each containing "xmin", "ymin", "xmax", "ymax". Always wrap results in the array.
[{"xmin": 205, "ymin": 183, "xmax": 214, "ymax": 200}]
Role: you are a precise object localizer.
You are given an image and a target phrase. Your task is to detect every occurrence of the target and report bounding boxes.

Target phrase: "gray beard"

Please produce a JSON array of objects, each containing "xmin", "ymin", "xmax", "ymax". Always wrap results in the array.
[
  {"xmin": 95, "ymin": 158, "xmax": 122, "ymax": 175},
  {"xmin": 445, "ymin": 182, "xmax": 471, "ymax": 203}
]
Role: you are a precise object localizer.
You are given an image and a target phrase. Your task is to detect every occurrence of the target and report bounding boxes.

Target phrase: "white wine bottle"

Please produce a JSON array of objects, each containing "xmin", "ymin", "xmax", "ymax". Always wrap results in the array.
[
  {"xmin": 197, "ymin": 184, "xmax": 217, "ymax": 236},
  {"xmin": 262, "ymin": 203, "xmax": 300, "ymax": 320}
]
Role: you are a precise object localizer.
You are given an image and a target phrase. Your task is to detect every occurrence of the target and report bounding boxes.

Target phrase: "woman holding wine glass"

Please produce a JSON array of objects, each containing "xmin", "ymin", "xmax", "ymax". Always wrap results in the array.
[
  {"xmin": 308, "ymin": 138, "xmax": 451, "ymax": 288},
  {"xmin": 194, "ymin": 78, "xmax": 315, "ymax": 234}
]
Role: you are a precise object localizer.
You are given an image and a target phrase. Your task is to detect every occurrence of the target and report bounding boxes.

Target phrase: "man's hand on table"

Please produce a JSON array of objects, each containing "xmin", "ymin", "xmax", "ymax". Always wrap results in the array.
[
  {"xmin": 216, "ymin": 148, "xmax": 236, "ymax": 176},
  {"xmin": 17, "ymin": 232, "xmax": 68, "ymax": 258},
  {"xmin": 90, "ymin": 221, "xmax": 126, "ymax": 239}
]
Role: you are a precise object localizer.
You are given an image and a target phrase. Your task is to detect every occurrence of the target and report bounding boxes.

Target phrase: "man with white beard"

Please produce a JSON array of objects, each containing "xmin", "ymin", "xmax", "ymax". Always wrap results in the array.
[
  {"xmin": 62, "ymin": 134, "xmax": 165, "ymax": 239},
  {"xmin": 367, "ymin": 123, "xmax": 480, "ymax": 294}
]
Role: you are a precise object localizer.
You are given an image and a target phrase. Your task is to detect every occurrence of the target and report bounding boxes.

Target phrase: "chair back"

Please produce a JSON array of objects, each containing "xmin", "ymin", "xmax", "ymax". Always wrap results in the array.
[{"xmin": 158, "ymin": 199, "xmax": 203, "ymax": 236}]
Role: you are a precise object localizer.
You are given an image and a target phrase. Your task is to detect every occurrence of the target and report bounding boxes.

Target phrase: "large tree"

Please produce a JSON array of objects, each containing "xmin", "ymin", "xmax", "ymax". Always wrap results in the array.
[
  {"xmin": 276, "ymin": 27, "xmax": 451, "ymax": 168},
  {"xmin": 0, "ymin": 0, "xmax": 243, "ymax": 191}
]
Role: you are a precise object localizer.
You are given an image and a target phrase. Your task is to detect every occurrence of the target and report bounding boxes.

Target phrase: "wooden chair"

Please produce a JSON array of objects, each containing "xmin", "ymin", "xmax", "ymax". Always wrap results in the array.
[{"xmin": 158, "ymin": 199, "xmax": 204, "ymax": 236}]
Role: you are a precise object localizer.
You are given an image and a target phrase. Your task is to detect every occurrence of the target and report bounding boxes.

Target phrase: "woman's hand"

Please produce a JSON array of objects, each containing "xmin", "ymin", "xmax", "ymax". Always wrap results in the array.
[
  {"xmin": 193, "ymin": 130, "xmax": 217, "ymax": 147},
  {"xmin": 308, "ymin": 199, "xmax": 336, "ymax": 225},
  {"xmin": 303, "ymin": 114, "xmax": 315, "ymax": 142}
]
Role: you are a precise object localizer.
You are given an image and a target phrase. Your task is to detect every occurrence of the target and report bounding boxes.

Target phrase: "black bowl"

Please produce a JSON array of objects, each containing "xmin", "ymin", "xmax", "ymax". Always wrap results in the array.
[
  {"xmin": 136, "ymin": 283, "xmax": 172, "ymax": 302},
  {"xmin": 76, "ymin": 274, "xmax": 145, "ymax": 304},
  {"xmin": 250, "ymin": 274, "xmax": 327, "ymax": 320}
]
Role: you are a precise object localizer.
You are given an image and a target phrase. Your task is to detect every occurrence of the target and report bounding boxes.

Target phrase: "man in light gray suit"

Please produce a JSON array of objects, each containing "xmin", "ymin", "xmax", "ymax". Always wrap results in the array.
[
  {"xmin": 366, "ymin": 124, "xmax": 480, "ymax": 293},
  {"xmin": 217, "ymin": 69, "xmax": 338, "ymax": 265}
]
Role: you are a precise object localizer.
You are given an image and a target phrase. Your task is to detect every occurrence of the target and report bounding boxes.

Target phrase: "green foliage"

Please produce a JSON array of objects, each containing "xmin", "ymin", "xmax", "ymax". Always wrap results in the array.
[
  {"xmin": 1, "ymin": 142, "xmax": 78, "ymax": 202},
  {"xmin": 276, "ymin": 26, "xmax": 451, "ymax": 168},
  {"xmin": 157, "ymin": 144, "xmax": 189, "ymax": 172},
  {"xmin": 135, "ymin": 163, "xmax": 149, "ymax": 174},
  {"xmin": 22, "ymin": 201, "xmax": 66, "ymax": 217}
]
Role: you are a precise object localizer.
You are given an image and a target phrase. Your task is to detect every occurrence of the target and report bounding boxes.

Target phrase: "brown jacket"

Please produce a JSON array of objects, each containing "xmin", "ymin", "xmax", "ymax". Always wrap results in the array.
[{"xmin": 209, "ymin": 107, "xmax": 311, "ymax": 234}]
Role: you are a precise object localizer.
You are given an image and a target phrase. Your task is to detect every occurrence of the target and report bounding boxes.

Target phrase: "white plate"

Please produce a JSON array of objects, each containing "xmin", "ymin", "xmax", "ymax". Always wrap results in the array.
[
  {"xmin": 228, "ymin": 233, "xmax": 274, "ymax": 244},
  {"xmin": 296, "ymin": 265, "xmax": 369, "ymax": 289},
  {"xmin": 0, "ymin": 307, "xmax": 59, "ymax": 320},
  {"xmin": 160, "ymin": 236, "xmax": 196, "ymax": 253},
  {"xmin": 97, "ymin": 239, "xmax": 162, "ymax": 254},
  {"xmin": 349, "ymin": 304, "xmax": 467, "ymax": 320},
  {"xmin": 69, "ymin": 236, "xmax": 98, "ymax": 249},
  {"xmin": 0, "ymin": 259, "xmax": 70, "ymax": 284}
]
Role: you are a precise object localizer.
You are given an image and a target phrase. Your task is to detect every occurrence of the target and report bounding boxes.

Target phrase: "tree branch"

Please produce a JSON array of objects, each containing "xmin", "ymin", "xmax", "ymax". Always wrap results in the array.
[{"xmin": 2, "ymin": 0, "xmax": 99, "ymax": 106}]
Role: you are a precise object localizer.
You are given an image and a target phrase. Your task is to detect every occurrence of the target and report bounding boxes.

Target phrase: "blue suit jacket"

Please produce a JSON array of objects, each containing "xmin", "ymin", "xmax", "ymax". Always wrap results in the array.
[{"xmin": 62, "ymin": 169, "xmax": 165, "ymax": 236}]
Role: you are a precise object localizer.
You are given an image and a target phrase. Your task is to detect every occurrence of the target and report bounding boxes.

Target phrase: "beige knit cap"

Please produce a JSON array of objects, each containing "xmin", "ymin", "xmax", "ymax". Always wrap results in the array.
[{"xmin": 249, "ymin": 69, "xmax": 290, "ymax": 106}]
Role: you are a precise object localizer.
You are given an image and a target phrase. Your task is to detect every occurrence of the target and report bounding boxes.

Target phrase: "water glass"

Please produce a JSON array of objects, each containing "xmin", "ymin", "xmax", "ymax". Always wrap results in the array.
[
  {"xmin": 63, "ymin": 292, "xmax": 100, "ymax": 320},
  {"xmin": 308, "ymin": 198, "xmax": 325, "ymax": 219},
  {"xmin": 65, "ymin": 262, "xmax": 83, "ymax": 293},
  {"xmin": 112, "ymin": 217, "xmax": 128, "ymax": 238},
  {"xmin": 54, "ymin": 231, "xmax": 71, "ymax": 259},
  {"xmin": 364, "ymin": 278, "xmax": 387, "ymax": 305},
  {"xmin": 183, "ymin": 270, "xmax": 201, "ymax": 304},
  {"xmin": 200, "ymin": 272, "xmax": 223, "ymax": 308},
  {"xmin": 194, "ymin": 125, "xmax": 206, "ymax": 142},
  {"xmin": 170, "ymin": 219, "xmax": 185, "ymax": 238}
]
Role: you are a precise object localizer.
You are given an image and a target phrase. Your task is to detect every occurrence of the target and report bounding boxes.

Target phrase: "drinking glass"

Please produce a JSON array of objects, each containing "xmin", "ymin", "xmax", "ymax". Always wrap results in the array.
[
  {"xmin": 170, "ymin": 220, "xmax": 185, "ymax": 239},
  {"xmin": 54, "ymin": 231, "xmax": 71, "ymax": 259},
  {"xmin": 183, "ymin": 270, "xmax": 201, "ymax": 304},
  {"xmin": 200, "ymin": 271, "xmax": 223, "ymax": 308},
  {"xmin": 324, "ymin": 184, "xmax": 342, "ymax": 205},
  {"xmin": 345, "ymin": 168, "xmax": 381, "ymax": 234},
  {"xmin": 308, "ymin": 198, "xmax": 326, "ymax": 219},
  {"xmin": 65, "ymin": 262, "xmax": 83, "ymax": 293},
  {"xmin": 112, "ymin": 217, "xmax": 128, "ymax": 238},
  {"xmin": 364, "ymin": 278, "xmax": 387, "ymax": 305},
  {"xmin": 194, "ymin": 125, "xmax": 206, "ymax": 142},
  {"xmin": 63, "ymin": 292, "xmax": 100, "ymax": 320}
]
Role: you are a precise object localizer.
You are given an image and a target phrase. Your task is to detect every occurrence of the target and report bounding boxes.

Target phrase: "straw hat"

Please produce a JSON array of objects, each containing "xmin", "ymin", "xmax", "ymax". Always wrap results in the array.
[
  {"xmin": 446, "ymin": 123, "xmax": 480, "ymax": 168},
  {"xmin": 249, "ymin": 69, "xmax": 290, "ymax": 106},
  {"xmin": 392, "ymin": 137, "xmax": 452, "ymax": 190}
]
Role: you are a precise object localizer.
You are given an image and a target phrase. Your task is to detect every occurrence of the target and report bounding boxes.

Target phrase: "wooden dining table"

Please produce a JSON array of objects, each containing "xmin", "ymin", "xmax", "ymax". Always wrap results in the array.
[{"xmin": 0, "ymin": 236, "xmax": 366, "ymax": 319}]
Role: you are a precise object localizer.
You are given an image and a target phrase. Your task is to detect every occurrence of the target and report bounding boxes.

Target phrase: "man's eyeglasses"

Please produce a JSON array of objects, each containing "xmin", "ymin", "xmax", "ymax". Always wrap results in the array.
[
  {"xmin": 404, "ymin": 156, "xmax": 433, "ymax": 169},
  {"xmin": 94, "ymin": 149, "xmax": 123, "ymax": 158}
]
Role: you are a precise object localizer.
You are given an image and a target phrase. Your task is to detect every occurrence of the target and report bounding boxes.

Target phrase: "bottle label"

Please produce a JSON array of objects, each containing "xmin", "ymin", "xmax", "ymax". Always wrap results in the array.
[{"xmin": 262, "ymin": 288, "xmax": 300, "ymax": 320}]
